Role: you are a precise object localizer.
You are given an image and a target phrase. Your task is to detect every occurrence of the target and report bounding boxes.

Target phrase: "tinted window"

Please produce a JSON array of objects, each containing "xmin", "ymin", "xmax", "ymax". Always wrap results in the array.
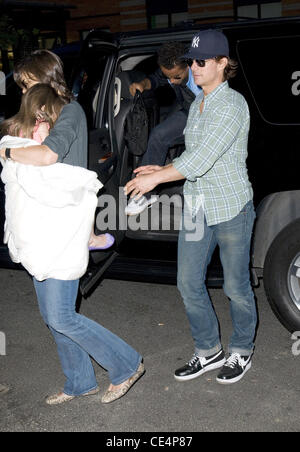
[
  {"xmin": 72, "ymin": 54, "xmax": 110, "ymax": 128},
  {"xmin": 237, "ymin": 36, "xmax": 300, "ymax": 125}
]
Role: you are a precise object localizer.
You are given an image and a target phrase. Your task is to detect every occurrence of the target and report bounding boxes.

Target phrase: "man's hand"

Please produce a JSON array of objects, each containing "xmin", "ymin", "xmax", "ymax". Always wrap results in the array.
[
  {"xmin": 124, "ymin": 173, "xmax": 159, "ymax": 199},
  {"xmin": 129, "ymin": 78, "xmax": 151, "ymax": 97},
  {"xmin": 134, "ymin": 165, "xmax": 163, "ymax": 176},
  {"xmin": 125, "ymin": 163, "xmax": 185, "ymax": 199}
]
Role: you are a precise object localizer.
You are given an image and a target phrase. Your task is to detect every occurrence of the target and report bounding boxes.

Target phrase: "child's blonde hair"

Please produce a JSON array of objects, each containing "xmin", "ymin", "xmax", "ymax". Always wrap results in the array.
[{"xmin": 0, "ymin": 83, "xmax": 66, "ymax": 138}]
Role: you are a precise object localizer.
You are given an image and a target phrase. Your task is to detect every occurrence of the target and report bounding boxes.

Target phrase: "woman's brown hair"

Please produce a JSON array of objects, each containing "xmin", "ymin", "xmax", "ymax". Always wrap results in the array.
[
  {"xmin": 13, "ymin": 49, "xmax": 74, "ymax": 103},
  {"xmin": 0, "ymin": 83, "xmax": 66, "ymax": 138}
]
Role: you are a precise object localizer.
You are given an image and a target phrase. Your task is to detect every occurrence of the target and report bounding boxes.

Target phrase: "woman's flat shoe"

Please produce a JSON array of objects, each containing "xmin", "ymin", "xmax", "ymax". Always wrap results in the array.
[
  {"xmin": 45, "ymin": 387, "xmax": 99, "ymax": 405},
  {"xmin": 101, "ymin": 362, "xmax": 145, "ymax": 404},
  {"xmin": 89, "ymin": 233, "xmax": 115, "ymax": 251},
  {"xmin": 0, "ymin": 384, "xmax": 9, "ymax": 395}
]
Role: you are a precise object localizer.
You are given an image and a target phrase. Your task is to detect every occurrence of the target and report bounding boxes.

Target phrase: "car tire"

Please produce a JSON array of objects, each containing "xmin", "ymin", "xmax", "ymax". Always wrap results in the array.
[{"xmin": 263, "ymin": 218, "xmax": 300, "ymax": 333}]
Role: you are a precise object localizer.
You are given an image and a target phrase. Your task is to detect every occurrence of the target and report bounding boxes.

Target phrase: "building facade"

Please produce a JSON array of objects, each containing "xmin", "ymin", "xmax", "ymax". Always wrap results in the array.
[
  {"xmin": 5, "ymin": 0, "xmax": 298, "ymax": 42},
  {"xmin": 65, "ymin": 0, "xmax": 300, "ymax": 40},
  {"xmin": 1, "ymin": 0, "xmax": 299, "ymax": 71}
]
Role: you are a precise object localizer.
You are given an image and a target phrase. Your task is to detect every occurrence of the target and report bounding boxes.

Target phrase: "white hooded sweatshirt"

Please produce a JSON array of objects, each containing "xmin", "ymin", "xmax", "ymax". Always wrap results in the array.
[{"xmin": 0, "ymin": 135, "xmax": 103, "ymax": 281}]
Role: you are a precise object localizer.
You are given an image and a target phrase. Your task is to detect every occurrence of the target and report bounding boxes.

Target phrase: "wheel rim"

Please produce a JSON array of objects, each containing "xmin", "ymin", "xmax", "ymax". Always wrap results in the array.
[{"xmin": 288, "ymin": 253, "xmax": 300, "ymax": 311}]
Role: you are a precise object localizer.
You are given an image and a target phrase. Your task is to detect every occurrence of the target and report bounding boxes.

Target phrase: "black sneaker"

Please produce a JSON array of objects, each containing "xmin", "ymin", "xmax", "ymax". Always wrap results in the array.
[
  {"xmin": 174, "ymin": 350, "xmax": 226, "ymax": 381},
  {"xmin": 216, "ymin": 353, "xmax": 252, "ymax": 385}
]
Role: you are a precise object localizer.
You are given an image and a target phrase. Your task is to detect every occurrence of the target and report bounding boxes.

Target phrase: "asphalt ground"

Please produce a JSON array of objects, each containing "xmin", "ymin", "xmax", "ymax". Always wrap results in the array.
[{"xmin": 0, "ymin": 267, "xmax": 300, "ymax": 435}]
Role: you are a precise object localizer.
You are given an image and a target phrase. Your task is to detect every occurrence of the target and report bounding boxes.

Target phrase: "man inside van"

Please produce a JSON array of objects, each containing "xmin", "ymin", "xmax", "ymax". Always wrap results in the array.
[
  {"xmin": 125, "ymin": 41, "xmax": 202, "ymax": 216},
  {"xmin": 125, "ymin": 29, "xmax": 257, "ymax": 385}
]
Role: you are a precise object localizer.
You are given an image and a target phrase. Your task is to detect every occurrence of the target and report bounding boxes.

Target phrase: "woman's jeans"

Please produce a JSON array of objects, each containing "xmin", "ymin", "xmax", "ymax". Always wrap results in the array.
[
  {"xmin": 177, "ymin": 201, "xmax": 257, "ymax": 357},
  {"xmin": 33, "ymin": 278, "xmax": 141, "ymax": 396}
]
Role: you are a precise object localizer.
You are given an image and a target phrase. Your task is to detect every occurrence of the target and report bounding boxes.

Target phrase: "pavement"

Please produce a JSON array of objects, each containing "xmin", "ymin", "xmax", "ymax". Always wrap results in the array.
[{"xmin": 0, "ymin": 267, "xmax": 300, "ymax": 433}]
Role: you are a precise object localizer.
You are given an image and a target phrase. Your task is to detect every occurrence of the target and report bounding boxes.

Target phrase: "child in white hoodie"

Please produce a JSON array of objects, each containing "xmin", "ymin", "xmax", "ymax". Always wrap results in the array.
[{"xmin": 0, "ymin": 83, "xmax": 114, "ymax": 251}]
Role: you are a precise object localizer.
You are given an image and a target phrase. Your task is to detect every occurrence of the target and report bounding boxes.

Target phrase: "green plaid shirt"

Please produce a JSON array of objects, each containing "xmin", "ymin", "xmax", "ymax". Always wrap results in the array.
[{"xmin": 173, "ymin": 81, "xmax": 253, "ymax": 226}]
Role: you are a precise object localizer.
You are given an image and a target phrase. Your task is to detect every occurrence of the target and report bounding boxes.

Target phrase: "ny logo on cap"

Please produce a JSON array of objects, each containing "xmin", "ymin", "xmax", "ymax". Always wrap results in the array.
[{"xmin": 192, "ymin": 36, "xmax": 200, "ymax": 48}]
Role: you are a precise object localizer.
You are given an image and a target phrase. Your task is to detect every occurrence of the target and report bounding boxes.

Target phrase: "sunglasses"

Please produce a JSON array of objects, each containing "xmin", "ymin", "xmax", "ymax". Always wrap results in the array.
[{"xmin": 186, "ymin": 58, "xmax": 215, "ymax": 68}]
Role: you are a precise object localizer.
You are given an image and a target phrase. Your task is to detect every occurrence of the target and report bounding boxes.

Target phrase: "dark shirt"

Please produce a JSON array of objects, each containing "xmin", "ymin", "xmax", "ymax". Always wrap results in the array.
[
  {"xmin": 148, "ymin": 68, "xmax": 196, "ymax": 113},
  {"xmin": 43, "ymin": 101, "xmax": 88, "ymax": 169}
]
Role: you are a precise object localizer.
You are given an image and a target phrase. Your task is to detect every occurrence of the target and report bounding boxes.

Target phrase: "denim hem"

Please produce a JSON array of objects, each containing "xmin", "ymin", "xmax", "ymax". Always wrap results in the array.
[
  {"xmin": 111, "ymin": 356, "xmax": 143, "ymax": 386},
  {"xmin": 228, "ymin": 347, "xmax": 254, "ymax": 357},
  {"xmin": 64, "ymin": 384, "xmax": 99, "ymax": 397},
  {"xmin": 195, "ymin": 344, "xmax": 222, "ymax": 358}
]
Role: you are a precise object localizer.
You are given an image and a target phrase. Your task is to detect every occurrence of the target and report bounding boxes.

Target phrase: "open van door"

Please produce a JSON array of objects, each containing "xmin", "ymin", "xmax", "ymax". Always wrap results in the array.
[{"xmin": 72, "ymin": 31, "xmax": 125, "ymax": 297}]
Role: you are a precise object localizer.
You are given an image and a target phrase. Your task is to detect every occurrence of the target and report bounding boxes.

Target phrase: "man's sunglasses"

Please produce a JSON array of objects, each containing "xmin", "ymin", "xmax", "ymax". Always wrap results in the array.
[{"xmin": 186, "ymin": 58, "xmax": 215, "ymax": 68}]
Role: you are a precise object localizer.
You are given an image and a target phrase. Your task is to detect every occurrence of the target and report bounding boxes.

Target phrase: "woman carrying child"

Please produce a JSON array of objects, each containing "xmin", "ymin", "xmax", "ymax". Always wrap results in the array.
[{"xmin": 0, "ymin": 50, "xmax": 144, "ymax": 405}]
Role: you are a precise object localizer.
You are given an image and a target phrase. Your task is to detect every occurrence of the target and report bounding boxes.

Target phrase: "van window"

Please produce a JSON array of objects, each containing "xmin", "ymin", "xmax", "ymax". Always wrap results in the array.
[
  {"xmin": 237, "ymin": 36, "xmax": 300, "ymax": 125},
  {"xmin": 72, "ymin": 54, "xmax": 109, "ymax": 128}
]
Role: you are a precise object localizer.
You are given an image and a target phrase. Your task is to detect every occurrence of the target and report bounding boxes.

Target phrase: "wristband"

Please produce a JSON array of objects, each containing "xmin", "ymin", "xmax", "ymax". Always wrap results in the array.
[{"xmin": 5, "ymin": 148, "xmax": 11, "ymax": 160}]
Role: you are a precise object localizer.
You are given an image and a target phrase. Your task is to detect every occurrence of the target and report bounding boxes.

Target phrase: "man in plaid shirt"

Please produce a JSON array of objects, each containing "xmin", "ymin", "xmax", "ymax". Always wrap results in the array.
[{"xmin": 125, "ymin": 29, "xmax": 257, "ymax": 385}]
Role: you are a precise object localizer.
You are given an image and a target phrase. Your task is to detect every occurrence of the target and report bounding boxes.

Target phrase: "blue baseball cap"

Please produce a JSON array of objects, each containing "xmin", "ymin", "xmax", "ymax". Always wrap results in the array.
[{"xmin": 183, "ymin": 29, "xmax": 229, "ymax": 60}]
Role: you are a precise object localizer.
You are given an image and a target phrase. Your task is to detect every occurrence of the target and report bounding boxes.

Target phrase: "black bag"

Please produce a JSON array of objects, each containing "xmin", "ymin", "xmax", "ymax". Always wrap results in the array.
[{"xmin": 124, "ymin": 90, "xmax": 149, "ymax": 156}]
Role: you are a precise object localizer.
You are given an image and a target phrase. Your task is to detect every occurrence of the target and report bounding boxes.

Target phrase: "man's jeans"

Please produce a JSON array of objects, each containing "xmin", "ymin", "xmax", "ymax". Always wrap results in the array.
[
  {"xmin": 177, "ymin": 201, "xmax": 257, "ymax": 357},
  {"xmin": 140, "ymin": 110, "xmax": 188, "ymax": 167},
  {"xmin": 33, "ymin": 278, "xmax": 142, "ymax": 396}
]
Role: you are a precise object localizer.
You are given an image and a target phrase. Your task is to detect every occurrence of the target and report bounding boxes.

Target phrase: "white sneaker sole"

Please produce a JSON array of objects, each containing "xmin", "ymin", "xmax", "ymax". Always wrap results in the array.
[
  {"xmin": 174, "ymin": 358, "xmax": 226, "ymax": 382},
  {"xmin": 125, "ymin": 196, "xmax": 158, "ymax": 216},
  {"xmin": 216, "ymin": 361, "xmax": 252, "ymax": 385}
]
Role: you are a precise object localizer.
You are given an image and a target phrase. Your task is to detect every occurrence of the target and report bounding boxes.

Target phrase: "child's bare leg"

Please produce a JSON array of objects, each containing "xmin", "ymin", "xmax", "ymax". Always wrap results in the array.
[{"xmin": 89, "ymin": 231, "xmax": 109, "ymax": 248}]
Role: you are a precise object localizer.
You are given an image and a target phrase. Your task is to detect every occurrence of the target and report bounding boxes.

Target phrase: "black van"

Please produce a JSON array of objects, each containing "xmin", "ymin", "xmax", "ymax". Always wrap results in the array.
[{"xmin": 1, "ymin": 16, "xmax": 300, "ymax": 333}]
